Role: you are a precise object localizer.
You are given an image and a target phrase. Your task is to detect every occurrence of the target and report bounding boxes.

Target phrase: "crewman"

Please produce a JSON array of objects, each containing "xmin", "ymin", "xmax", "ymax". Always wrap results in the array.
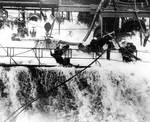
[
  {"xmin": 119, "ymin": 42, "xmax": 140, "ymax": 62},
  {"xmin": 50, "ymin": 44, "xmax": 72, "ymax": 66}
]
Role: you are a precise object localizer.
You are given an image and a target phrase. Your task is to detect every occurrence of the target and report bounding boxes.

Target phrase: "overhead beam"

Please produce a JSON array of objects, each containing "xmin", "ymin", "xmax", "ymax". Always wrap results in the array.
[
  {"xmin": 58, "ymin": 5, "xmax": 96, "ymax": 12},
  {"xmin": 1, "ymin": 0, "xmax": 150, "ymax": 17},
  {"xmin": 0, "ymin": 0, "xmax": 58, "ymax": 8},
  {"xmin": 101, "ymin": 10, "xmax": 150, "ymax": 17}
]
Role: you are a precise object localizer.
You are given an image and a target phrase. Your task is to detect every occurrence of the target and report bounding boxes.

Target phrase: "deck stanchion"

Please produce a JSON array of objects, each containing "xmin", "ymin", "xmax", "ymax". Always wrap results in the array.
[
  {"xmin": 12, "ymin": 47, "xmax": 14, "ymax": 57},
  {"xmin": 70, "ymin": 49, "xmax": 72, "ymax": 58},
  {"xmin": 9, "ymin": 48, "xmax": 11, "ymax": 57},
  {"xmin": 7, "ymin": 47, "xmax": 8, "ymax": 56}
]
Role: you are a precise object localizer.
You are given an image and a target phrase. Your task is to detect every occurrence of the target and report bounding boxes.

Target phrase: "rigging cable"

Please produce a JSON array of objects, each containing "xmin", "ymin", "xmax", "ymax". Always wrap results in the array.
[
  {"xmin": 3, "ymin": 49, "xmax": 107, "ymax": 122},
  {"xmin": 2, "ymin": 1, "xmax": 144, "ymax": 121},
  {"xmin": 82, "ymin": 0, "xmax": 109, "ymax": 42},
  {"xmin": 32, "ymin": 48, "xmax": 41, "ymax": 65},
  {"xmin": 49, "ymin": 14, "xmax": 56, "ymax": 37}
]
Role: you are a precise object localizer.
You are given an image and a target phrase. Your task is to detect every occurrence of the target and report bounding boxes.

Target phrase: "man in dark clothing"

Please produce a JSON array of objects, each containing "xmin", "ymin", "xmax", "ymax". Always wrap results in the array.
[
  {"xmin": 87, "ymin": 34, "xmax": 114, "ymax": 55},
  {"xmin": 50, "ymin": 44, "xmax": 72, "ymax": 66},
  {"xmin": 119, "ymin": 42, "xmax": 140, "ymax": 62}
]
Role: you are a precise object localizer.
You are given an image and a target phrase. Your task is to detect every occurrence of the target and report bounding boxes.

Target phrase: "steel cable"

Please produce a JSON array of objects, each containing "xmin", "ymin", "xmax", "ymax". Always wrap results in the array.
[{"xmin": 3, "ymin": 49, "xmax": 107, "ymax": 122}]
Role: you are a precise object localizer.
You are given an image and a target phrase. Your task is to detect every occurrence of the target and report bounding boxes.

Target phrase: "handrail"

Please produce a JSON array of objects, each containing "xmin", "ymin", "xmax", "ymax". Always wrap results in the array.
[{"xmin": 0, "ymin": 46, "xmax": 149, "ymax": 65}]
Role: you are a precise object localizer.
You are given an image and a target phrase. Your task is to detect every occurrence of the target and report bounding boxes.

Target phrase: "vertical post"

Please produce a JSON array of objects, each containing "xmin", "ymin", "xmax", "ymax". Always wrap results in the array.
[
  {"xmin": 58, "ymin": 22, "xmax": 60, "ymax": 35},
  {"xmin": 93, "ymin": 52, "xmax": 95, "ymax": 59},
  {"xmin": 106, "ymin": 43, "xmax": 111, "ymax": 60},
  {"xmin": 52, "ymin": 8, "xmax": 55, "ymax": 16},
  {"xmin": 136, "ymin": 50, "xmax": 138, "ymax": 57},
  {"xmin": 119, "ymin": 18, "xmax": 122, "ymax": 28},
  {"xmin": 39, "ymin": 48, "xmax": 41, "ymax": 65},
  {"xmin": 71, "ymin": 49, "xmax": 72, "ymax": 58},
  {"xmin": 41, "ymin": 48, "xmax": 44, "ymax": 58},
  {"xmin": 149, "ymin": 18, "xmax": 150, "ymax": 29},
  {"xmin": 35, "ymin": 48, "xmax": 37, "ymax": 56},
  {"xmin": 10, "ymin": 48, "xmax": 11, "ymax": 64},
  {"xmin": 21, "ymin": 7, "xmax": 26, "ymax": 28},
  {"xmin": 7, "ymin": 47, "xmax": 8, "ymax": 56},
  {"xmin": 99, "ymin": 13, "xmax": 103, "ymax": 37},
  {"xmin": 56, "ymin": 12, "xmax": 61, "ymax": 35},
  {"xmin": 66, "ymin": 11, "xmax": 70, "ymax": 21},
  {"xmin": 12, "ymin": 47, "xmax": 14, "ymax": 57}
]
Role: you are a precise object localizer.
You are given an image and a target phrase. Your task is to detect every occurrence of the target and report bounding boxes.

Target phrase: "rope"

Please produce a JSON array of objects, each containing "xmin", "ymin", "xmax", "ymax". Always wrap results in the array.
[
  {"xmin": 32, "ymin": 50, "xmax": 41, "ymax": 64},
  {"xmin": 13, "ymin": 49, "xmax": 33, "ymax": 56},
  {"xmin": 3, "ymin": 49, "xmax": 107, "ymax": 122},
  {"xmin": 3, "ymin": 47, "xmax": 150, "ymax": 122},
  {"xmin": 134, "ymin": 0, "xmax": 137, "ymax": 10},
  {"xmin": 49, "ymin": 15, "xmax": 56, "ymax": 37}
]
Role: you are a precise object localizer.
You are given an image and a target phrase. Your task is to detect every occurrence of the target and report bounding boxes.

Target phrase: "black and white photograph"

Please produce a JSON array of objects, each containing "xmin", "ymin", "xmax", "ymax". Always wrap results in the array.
[{"xmin": 0, "ymin": 0, "xmax": 150, "ymax": 122}]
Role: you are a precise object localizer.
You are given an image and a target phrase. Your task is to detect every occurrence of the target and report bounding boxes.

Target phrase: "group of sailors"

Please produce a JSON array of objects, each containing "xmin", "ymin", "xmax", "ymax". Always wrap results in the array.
[
  {"xmin": 51, "ymin": 38, "xmax": 139, "ymax": 67},
  {"xmin": 50, "ymin": 19, "xmax": 145, "ymax": 66}
]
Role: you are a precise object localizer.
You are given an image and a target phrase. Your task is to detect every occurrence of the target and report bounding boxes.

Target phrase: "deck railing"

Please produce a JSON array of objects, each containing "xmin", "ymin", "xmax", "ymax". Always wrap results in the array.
[{"xmin": 0, "ymin": 46, "xmax": 149, "ymax": 66}]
